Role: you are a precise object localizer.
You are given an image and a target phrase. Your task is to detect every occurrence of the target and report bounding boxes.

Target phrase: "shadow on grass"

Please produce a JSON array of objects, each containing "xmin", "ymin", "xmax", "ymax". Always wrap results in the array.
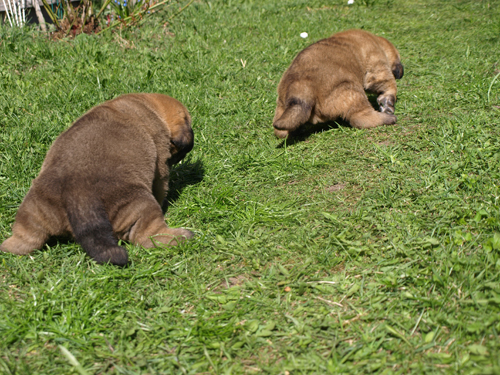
[
  {"xmin": 276, "ymin": 120, "xmax": 346, "ymax": 148},
  {"xmin": 46, "ymin": 236, "xmax": 72, "ymax": 248},
  {"xmin": 164, "ymin": 157, "xmax": 205, "ymax": 212}
]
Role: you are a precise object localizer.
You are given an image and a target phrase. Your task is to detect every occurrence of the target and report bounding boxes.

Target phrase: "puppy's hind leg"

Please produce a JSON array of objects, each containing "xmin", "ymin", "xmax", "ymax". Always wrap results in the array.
[
  {"xmin": 273, "ymin": 83, "xmax": 315, "ymax": 137},
  {"xmin": 343, "ymin": 90, "xmax": 396, "ymax": 129},
  {"xmin": 125, "ymin": 194, "xmax": 193, "ymax": 249},
  {"xmin": 0, "ymin": 220, "xmax": 49, "ymax": 256},
  {"xmin": 0, "ymin": 193, "xmax": 51, "ymax": 255},
  {"xmin": 349, "ymin": 108, "xmax": 397, "ymax": 129},
  {"xmin": 322, "ymin": 86, "xmax": 396, "ymax": 129}
]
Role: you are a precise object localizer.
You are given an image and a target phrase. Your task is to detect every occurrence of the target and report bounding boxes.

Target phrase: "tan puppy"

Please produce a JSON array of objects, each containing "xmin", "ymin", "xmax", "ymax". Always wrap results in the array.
[
  {"xmin": 273, "ymin": 29, "xmax": 404, "ymax": 138},
  {"xmin": 0, "ymin": 93, "xmax": 194, "ymax": 266}
]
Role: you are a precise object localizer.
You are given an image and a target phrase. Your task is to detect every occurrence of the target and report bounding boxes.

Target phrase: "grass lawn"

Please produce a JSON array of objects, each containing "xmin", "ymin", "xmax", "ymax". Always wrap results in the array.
[{"xmin": 1, "ymin": 0, "xmax": 500, "ymax": 373}]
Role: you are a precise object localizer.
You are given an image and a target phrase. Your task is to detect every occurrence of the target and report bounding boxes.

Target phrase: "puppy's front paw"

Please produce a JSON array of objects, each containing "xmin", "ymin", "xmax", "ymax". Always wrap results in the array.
[
  {"xmin": 172, "ymin": 228, "xmax": 195, "ymax": 241},
  {"xmin": 377, "ymin": 95, "xmax": 395, "ymax": 114},
  {"xmin": 150, "ymin": 228, "xmax": 194, "ymax": 247}
]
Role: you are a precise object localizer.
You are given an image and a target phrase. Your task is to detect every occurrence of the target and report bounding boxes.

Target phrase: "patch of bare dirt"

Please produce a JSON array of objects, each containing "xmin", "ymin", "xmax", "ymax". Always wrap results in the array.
[
  {"xmin": 377, "ymin": 140, "xmax": 393, "ymax": 146},
  {"xmin": 224, "ymin": 275, "xmax": 248, "ymax": 288},
  {"xmin": 327, "ymin": 183, "xmax": 347, "ymax": 192}
]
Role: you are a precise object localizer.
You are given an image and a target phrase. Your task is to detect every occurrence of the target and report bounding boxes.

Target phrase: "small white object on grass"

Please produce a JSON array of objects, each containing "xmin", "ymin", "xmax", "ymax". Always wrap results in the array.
[
  {"xmin": 348, "ymin": 0, "xmax": 354, "ymax": 4},
  {"xmin": 300, "ymin": 32, "xmax": 308, "ymax": 38}
]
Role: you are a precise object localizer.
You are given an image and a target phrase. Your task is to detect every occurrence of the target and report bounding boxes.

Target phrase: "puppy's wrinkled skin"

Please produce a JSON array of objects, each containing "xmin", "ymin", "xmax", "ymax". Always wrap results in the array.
[
  {"xmin": 273, "ymin": 29, "xmax": 404, "ymax": 138},
  {"xmin": 1, "ymin": 94, "xmax": 194, "ymax": 266}
]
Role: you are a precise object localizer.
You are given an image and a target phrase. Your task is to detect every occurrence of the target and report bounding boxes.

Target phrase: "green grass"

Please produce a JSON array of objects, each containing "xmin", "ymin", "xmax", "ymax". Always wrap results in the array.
[{"xmin": 1, "ymin": 0, "xmax": 500, "ymax": 373}]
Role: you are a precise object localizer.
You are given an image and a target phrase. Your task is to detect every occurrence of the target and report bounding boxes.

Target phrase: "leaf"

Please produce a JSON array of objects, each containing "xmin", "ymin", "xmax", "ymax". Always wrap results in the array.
[
  {"xmin": 224, "ymin": 287, "xmax": 241, "ymax": 300},
  {"xmin": 424, "ymin": 331, "xmax": 435, "ymax": 343},
  {"xmin": 222, "ymin": 301, "xmax": 237, "ymax": 311},
  {"xmin": 427, "ymin": 352, "xmax": 453, "ymax": 363},
  {"xmin": 484, "ymin": 282, "xmax": 500, "ymax": 291},
  {"xmin": 59, "ymin": 346, "xmax": 89, "ymax": 375},
  {"xmin": 385, "ymin": 325, "xmax": 411, "ymax": 346},
  {"xmin": 245, "ymin": 320, "xmax": 259, "ymax": 333},
  {"xmin": 126, "ymin": 327, "xmax": 138, "ymax": 337},
  {"xmin": 36, "ymin": 270, "xmax": 45, "ymax": 282},
  {"xmin": 206, "ymin": 341, "xmax": 220, "ymax": 349},
  {"xmin": 216, "ymin": 235, "xmax": 226, "ymax": 245},
  {"xmin": 322, "ymin": 212, "xmax": 339, "ymax": 222},
  {"xmin": 424, "ymin": 237, "xmax": 440, "ymax": 246},
  {"xmin": 466, "ymin": 322, "xmax": 485, "ymax": 333},
  {"xmin": 460, "ymin": 353, "xmax": 470, "ymax": 365},
  {"xmin": 231, "ymin": 341, "xmax": 244, "ymax": 349},
  {"xmin": 157, "ymin": 306, "xmax": 171, "ymax": 314},
  {"xmin": 468, "ymin": 344, "xmax": 488, "ymax": 356},
  {"xmin": 345, "ymin": 284, "xmax": 360, "ymax": 297},
  {"xmin": 485, "ymin": 233, "xmax": 500, "ymax": 251},
  {"xmin": 277, "ymin": 264, "xmax": 290, "ymax": 276},
  {"xmin": 474, "ymin": 209, "xmax": 488, "ymax": 223},
  {"xmin": 492, "ymin": 233, "xmax": 500, "ymax": 250},
  {"xmin": 256, "ymin": 330, "xmax": 273, "ymax": 337},
  {"xmin": 264, "ymin": 320, "xmax": 276, "ymax": 331},
  {"xmin": 206, "ymin": 294, "xmax": 227, "ymax": 304},
  {"xmin": 297, "ymin": 282, "xmax": 307, "ymax": 296},
  {"xmin": 402, "ymin": 291, "xmax": 414, "ymax": 299}
]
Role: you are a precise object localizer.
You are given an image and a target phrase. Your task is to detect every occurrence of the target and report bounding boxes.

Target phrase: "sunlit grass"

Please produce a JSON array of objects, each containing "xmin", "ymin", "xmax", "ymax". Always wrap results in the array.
[{"xmin": 1, "ymin": 0, "xmax": 500, "ymax": 373}]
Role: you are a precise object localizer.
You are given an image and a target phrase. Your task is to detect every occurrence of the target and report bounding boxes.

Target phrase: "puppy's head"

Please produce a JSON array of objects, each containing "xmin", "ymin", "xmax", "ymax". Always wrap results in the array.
[
  {"xmin": 149, "ymin": 94, "xmax": 194, "ymax": 166},
  {"xmin": 377, "ymin": 36, "xmax": 404, "ymax": 80}
]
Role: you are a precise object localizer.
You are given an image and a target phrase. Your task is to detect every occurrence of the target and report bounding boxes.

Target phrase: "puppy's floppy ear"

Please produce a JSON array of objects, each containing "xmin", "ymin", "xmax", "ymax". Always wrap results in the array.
[
  {"xmin": 169, "ymin": 115, "xmax": 194, "ymax": 165},
  {"xmin": 392, "ymin": 61, "xmax": 404, "ymax": 80},
  {"xmin": 375, "ymin": 35, "xmax": 403, "ymax": 79}
]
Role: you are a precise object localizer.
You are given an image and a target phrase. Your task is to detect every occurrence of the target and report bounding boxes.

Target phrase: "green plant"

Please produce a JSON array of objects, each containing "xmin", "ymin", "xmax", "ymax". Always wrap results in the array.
[
  {"xmin": 40, "ymin": 0, "xmax": 104, "ymax": 35},
  {"xmin": 38, "ymin": 0, "xmax": 192, "ymax": 37},
  {"xmin": 109, "ymin": 0, "xmax": 143, "ymax": 19},
  {"xmin": 98, "ymin": 0, "xmax": 193, "ymax": 35}
]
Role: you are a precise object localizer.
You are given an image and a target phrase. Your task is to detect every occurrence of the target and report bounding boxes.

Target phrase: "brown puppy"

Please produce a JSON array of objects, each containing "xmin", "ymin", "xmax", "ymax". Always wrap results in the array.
[
  {"xmin": 273, "ymin": 29, "xmax": 404, "ymax": 138},
  {"xmin": 0, "ymin": 93, "xmax": 194, "ymax": 266}
]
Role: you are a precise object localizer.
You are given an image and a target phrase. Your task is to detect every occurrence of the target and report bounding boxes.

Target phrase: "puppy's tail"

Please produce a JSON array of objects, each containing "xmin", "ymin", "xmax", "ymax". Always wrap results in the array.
[
  {"xmin": 66, "ymin": 197, "xmax": 128, "ymax": 266},
  {"xmin": 273, "ymin": 97, "xmax": 314, "ymax": 132}
]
